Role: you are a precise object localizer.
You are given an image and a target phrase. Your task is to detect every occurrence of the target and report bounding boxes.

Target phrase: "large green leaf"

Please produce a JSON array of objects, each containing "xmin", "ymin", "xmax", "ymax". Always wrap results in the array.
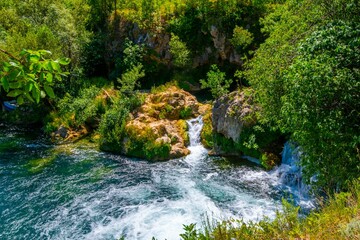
[
  {"xmin": 58, "ymin": 58, "xmax": 71, "ymax": 65},
  {"xmin": 1, "ymin": 77, "xmax": 9, "ymax": 92},
  {"xmin": 51, "ymin": 61, "xmax": 61, "ymax": 71},
  {"xmin": 7, "ymin": 89, "xmax": 23, "ymax": 97},
  {"xmin": 32, "ymin": 87, "xmax": 41, "ymax": 103},
  {"xmin": 46, "ymin": 73, "xmax": 53, "ymax": 82},
  {"xmin": 44, "ymin": 84, "xmax": 55, "ymax": 98}
]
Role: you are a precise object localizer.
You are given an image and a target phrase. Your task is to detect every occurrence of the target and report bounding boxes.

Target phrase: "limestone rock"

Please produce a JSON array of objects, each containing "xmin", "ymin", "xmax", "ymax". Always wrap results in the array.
[{"xmin": 212, "ymin": 90, "xmax": 258, "ymax": 142}]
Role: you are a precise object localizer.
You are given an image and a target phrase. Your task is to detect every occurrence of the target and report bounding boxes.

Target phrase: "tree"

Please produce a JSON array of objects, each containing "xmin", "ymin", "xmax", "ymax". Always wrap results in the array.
[
  {"xmin": 169, "ymin": 33, "xmax": 191, "ymax": 68},
  {"xmin": 245, "ymin": 0, "xmax": 322, "ymax": 125},
  {"xmin": 280, "ymin": 21, "xmax": 360, "ymax": 190},
  {"xmin": 0, "ymin": 49, "xmax": 70, "ymax": 104},
  {"xmin": 200, "ymin": 64, "xmax": 232, "ymax": 99},
  {"xmin": 230, "ymin": 26, "xmax": 253, "ymax": 50}
]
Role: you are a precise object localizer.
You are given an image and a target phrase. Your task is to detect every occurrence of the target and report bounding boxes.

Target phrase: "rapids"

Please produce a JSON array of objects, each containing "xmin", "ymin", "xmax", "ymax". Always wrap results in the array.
[{"xmin": 0, "ymin": 119, "xmax": 313, "ymax": 239}]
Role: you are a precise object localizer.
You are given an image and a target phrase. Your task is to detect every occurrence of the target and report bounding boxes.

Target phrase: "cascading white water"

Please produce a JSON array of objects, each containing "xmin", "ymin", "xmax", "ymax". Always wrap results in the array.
[
  {"xmin": 184, "ymin": 116, "xmax": 208, "ymax": 166},
  {"xmin": 269, "ymin": 142, "xmax": 314, "ymax": 210},
  {"xmin": 186, "ymin": 116, "xmax": 203, "ymax": 147}
]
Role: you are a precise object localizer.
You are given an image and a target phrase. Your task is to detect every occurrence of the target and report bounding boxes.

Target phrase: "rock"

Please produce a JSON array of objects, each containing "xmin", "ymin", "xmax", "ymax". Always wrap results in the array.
[
  {"xmin": 122, "ymin": 86, "xmax": 211, "ymax": 160},
  {"xmin": 211, "ymin": 89, "xmax": 285, "ymax": 166},
  {"xmin": 56, "ymin": 125, "xmax": 68, "ymax": 139},
  {"xmin": 212, "ymin": 90, "xmax": 258, "ymax": 142},
  {"xmin": 51, "ymin": 125, "xmax": 89, "ymax": 143}
]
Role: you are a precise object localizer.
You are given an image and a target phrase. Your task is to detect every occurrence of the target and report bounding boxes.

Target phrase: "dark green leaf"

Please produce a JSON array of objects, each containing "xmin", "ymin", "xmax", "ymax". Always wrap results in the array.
[
  {"xmin": 7, "ymin": 89, "xmax": 23, "ymax": 97},
  {"xmin": 17, "ymin": 95, "xmax": 24, "ymax": 105},
  {"xmin": 44, "ymin": 84, "xmax": 55, "ymax": 98},
  {"xmin": 1, "ymin": 77, "xmax": 9, "ymax": 92}
]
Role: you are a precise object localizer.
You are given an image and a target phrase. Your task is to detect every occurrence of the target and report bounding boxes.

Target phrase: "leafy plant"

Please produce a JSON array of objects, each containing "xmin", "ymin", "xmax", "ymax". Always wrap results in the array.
[
  {"xmin": 200, "ymin": 65, "xmax": 233, "ymax": 99},
  {"xmin": 280, "ymin": 21, "xmax": 360, "ymax": 190},
  {"xmin": 118, "ymin": 64, "xmax": 145, "ymax": 93},
  {"xmin": 230, "ymin": 26, "xmax": 254, "ymax": 50},
  {"xmin": 169, "ymin": 33, "xmax": 191, "ymax": 68},
  {"xmin": 0, "ymin": 49, "xmax": 70, "ymax": 104}
]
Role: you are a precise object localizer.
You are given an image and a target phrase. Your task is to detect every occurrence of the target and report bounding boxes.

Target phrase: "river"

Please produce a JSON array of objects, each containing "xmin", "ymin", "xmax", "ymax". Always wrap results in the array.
[{"xmin": 0, "ymin": 118, "xmax": 313, "ymax": 239}]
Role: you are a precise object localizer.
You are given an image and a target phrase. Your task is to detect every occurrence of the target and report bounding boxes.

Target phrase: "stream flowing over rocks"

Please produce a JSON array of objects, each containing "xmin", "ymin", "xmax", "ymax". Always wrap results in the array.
[{"xmin": 0, "ymin": 122, "xmax": 313, "ymax": 239}]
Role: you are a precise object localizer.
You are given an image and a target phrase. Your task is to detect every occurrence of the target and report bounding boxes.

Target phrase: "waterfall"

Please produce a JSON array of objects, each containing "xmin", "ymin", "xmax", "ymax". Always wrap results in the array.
[
  {"xmin": 270, "ymin": 141, "xmax": 314, "ymax": 210},
  {"xmin": 186, "ymin": 115, "xmax": 204, "ymax": 147},
  {"xmin": 184, "ymin": 116, "xmax": 207, "ymax": 166}
]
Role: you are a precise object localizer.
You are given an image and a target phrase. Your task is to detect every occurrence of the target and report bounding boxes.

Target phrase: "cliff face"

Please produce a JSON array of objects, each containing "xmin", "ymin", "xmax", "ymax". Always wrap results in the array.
[
  {"xmin": 211, "ymin": 89, "xmax": 283, "ymax": 168},
  {"xmin": 109, "ymin": 18, "xmax": 243, "ymax": 68}
]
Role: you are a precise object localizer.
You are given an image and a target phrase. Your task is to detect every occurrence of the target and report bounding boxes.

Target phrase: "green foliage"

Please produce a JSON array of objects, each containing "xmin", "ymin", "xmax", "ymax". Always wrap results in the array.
[
  {"xmin": 260, "ymin": 152, "xmax": 281, "ymax": 170},
  {"xmin": 246, "ymin": 0, "xmax": 322, "ymax": 124},
  {"xmin": 98, "ymin": 93, "xmax": 144, "ymax": 153},
  {"xmin": 200, "ymin": 65, "xmax": 232, "ymax": 99},
  {"xmin": 213, "ymin": 123, "xmax": 282, "ymax": 162},
  {"xmin": 169, "ymin": 33, "xmax": 191, "ymax": 68},
  {"xmin": 0, "ymin": 49, "xmax": 70, "ymax": 104},
  {"xmin": 98, "ymin": 98, "xmax": 130, "ymax": 152},
  {"xmin": 123, "ymin": 125, "xmax": 171, "ymax": 160},
  {"xmin": 0, "ymin": 0, "xmax": 91, "ymax": 70},
  {"xmin": 118, "ymin": 64, "xmax": 145, "ymax": 93},
  {"xmin": 57, "ymin": 86, "xmax": 105, "ymax": 127},
  {"xmin": 280, "ymin": 21, "xmax": 360, "ymax": 190},
  {"xmin": 122, "ymin": 39, "xmax": 145, "ymax": 71},
  {"xmin": 230, "ymin": 26, "xmax": 254, "ymax": 50},
  {"xmin": 179, "ymin": 223, "xmax": 199, "ymax": 240},
  {"xmin": 179, "ymin": 106, "xmax": 192, "ymax": 119},
  {"xmin": 200, "ymin": 110, "xmax": 213, "ymax": 148}
]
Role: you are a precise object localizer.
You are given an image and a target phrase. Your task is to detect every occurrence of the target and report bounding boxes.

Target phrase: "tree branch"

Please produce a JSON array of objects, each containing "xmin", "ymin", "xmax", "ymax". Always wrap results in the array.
[{"xmin": 0, "ymin": 48, "xmax": 21, "ymax": 62}]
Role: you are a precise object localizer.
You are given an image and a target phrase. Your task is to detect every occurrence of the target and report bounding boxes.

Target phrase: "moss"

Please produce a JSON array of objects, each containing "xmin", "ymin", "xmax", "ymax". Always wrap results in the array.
[
  {"xmin": 26, "ymin": 156, "xmax": 56, "ymax": 174},
  {"xmin": 123, "ymin": 125, "xmax": 171, "ymax": 160},
  {"xmin": 260, "ymin": 152, "xmax": 281, "ymax": 170},
  {"xmin": 179, "ymin": 106, "xmax": 192, "ymax": 119},
  {"xmin": 177, "ymin": 119, "xmax": 189, "ymax": 146},
  {"xmin": 201, "ymin": 110, "xmax": 213, "ymax": 148}
]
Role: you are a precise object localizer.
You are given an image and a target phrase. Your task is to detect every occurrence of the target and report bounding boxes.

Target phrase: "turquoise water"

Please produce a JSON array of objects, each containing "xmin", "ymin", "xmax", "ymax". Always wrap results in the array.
[{"xmin": 0, "ymin": 123, "xmax": 310, "ymax": 240}]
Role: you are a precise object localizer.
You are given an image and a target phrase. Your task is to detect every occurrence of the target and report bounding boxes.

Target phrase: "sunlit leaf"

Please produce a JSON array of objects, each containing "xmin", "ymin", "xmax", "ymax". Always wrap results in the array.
[
  {"xmin": 58, "ymin": 58, "xmax": 71, "ymax": 65},
  {"xmin": 46, "ymin": 73, "xmax": 53, "ymax": 82},
  {"xmin": 51, "ymin": 61, "xmax": 61, "ymax": 71}
]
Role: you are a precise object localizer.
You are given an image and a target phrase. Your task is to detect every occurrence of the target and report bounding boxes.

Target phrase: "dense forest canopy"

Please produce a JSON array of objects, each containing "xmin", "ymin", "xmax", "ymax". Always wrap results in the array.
[{"xmin": 0, "ymin": 0, "xmax": 359, "ymax": 192}]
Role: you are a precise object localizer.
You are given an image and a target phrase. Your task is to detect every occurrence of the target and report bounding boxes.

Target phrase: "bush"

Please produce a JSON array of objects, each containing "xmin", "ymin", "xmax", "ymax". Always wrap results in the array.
[
  {"xmin": 200, "ymin": 65, "xmax": 233, "ymax": 99},
  {"xmin": 98, "ymin": 94, "xmax": 144, "ymax": 152}
]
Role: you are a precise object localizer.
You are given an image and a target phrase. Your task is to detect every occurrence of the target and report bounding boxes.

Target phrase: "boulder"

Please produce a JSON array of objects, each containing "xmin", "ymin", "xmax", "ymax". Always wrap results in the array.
[{"xmin": 212, "ymin": 90, "xmax": 258, "ymax": 142}]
